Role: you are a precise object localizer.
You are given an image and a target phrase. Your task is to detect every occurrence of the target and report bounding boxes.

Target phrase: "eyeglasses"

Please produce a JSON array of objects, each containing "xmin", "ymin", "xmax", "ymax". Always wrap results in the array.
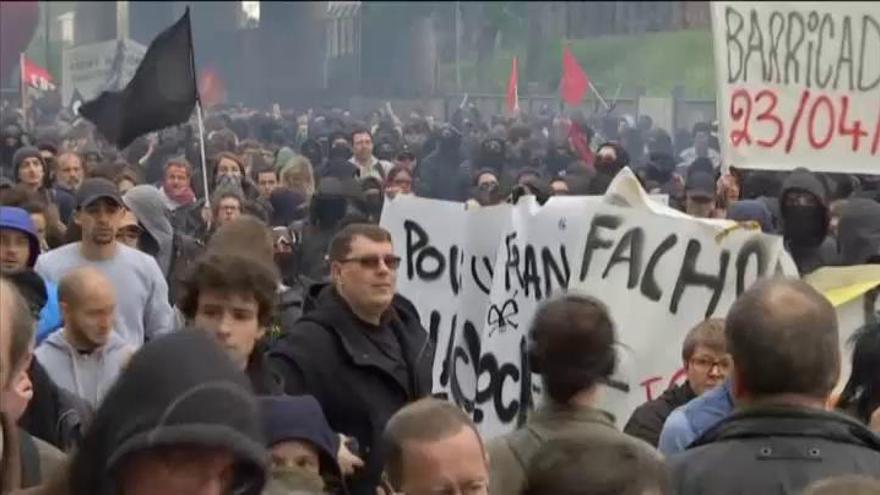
[
  {"xmin": 338, "ymin": 254, "xmax": 401, "ymax": 270},
  {"xmin": 689, "ymin": 356, "xmax": 732, "ymax": 373}
]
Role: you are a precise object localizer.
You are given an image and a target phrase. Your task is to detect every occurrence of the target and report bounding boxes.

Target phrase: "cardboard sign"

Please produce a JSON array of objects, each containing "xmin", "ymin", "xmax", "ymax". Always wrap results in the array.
[
  {"xmin": 62, "ymin": 38, "xmax": 146, "ymax": 106},
  {"xmin": 710, "ymin": 2, "xmax": 880, "ymax": 174},
  {"xmin": 381, "ymin": 170, "xmax": 798, "ymax": 437}
]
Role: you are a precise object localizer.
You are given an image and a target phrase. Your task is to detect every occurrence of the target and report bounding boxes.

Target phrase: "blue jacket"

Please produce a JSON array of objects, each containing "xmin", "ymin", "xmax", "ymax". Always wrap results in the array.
[
  {"xmin": 658, "ymin": 380, "xmax": 734, "ymax": 456},
  {"xmin": 36, "ymin": 280, "xmax": 63, "ymax": 343},
  {"xmin": 0, "ymin": 207, "xmax": 63, "ymax": 340}
]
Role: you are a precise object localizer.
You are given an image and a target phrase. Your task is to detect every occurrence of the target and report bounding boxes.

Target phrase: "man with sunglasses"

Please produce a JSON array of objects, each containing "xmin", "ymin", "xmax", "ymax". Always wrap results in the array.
[
  {"xmin": 35, "ymin": 178, "xmax": 175, "ymax": 349},
  {"xmin": 269, "ymin": 223, "xmax": 434, "ymax": 495}
]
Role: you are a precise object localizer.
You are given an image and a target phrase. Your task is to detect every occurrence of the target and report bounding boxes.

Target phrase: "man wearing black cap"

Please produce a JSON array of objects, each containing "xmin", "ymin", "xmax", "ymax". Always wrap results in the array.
[
  {"xmin": 394, "ymin": 146, "xmax": 417, "ymax": 172},
  {"xmin": 685, "ymin": 172, "xmax": 718, "ymax": 219},
  {"xmin": 34, "ymin": 178, "xmax": 175, "ymax": 349}
]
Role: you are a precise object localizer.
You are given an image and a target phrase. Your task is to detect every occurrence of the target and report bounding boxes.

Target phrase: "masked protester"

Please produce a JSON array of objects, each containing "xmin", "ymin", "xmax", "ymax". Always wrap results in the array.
[
  {"xmin": 300, "ymin": 138, "xmax": 325, "ymax": 171},
  {"xmin": 402, "ymin": 122, "xmax": 430, "ymax": 159},
  {"xmin": 416, "ymin": 124, "xmax": 469, "ymax": 201},
  {"xmin": 780, "ymin": 168, "xmax": 839, "ymax": 275},
  {"xmin": 470, "ymin": 169, "xmax": 505, "ymax": 207},
  {"xmin": 587, "ymin": 142, "xmax": 630, "ymax": 195},
  {"xmin": 1, "ymin": 122, "xmax": 24, "ymax": 177},
  {"xmin": 292, "ymin": 177, "xmax": 363, "ymax": 282},
  {"xmin": 318, "ymin": 140, "xmax": 358, "ymax": 180},
  {"xmin": 359, "ymin": 177, "xmax": 385, "ymax": 224}
]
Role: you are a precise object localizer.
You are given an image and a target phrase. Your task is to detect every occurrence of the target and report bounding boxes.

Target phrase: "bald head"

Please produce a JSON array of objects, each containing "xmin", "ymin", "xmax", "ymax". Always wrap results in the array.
[
  {"xmin": 59, "ymin": 267, "xmax": 115, "ymax": 305},
  {"xmin": 59, "ymin": 267, "xmax": 117, "ymax": 350},
  {"xmin": 726, "ymin": 278, "xmax": 839, "ymax": 401}
]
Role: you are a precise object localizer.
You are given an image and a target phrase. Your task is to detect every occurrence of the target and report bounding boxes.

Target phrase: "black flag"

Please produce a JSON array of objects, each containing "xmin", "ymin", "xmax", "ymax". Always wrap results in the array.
[{"xmin": 79, "ymin": 9, "xmax": 197, "ymax": 149}]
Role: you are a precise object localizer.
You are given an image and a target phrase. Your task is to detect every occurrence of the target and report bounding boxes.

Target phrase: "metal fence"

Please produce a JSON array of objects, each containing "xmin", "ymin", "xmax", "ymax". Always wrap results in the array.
[{"xmin": 349, "ymin": 91, "xmax": 717, "ymax": 134}]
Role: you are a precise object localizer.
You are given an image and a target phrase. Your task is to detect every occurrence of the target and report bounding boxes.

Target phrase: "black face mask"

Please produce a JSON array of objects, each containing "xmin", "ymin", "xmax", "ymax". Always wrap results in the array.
[
  {"xmin": 363, "ymin": 191, "xmax": 384, "ymax": 219},
  {"xmin": 328, "ymin": 143, "xmax": 352, "ymax": 161},
  {"xmin": 315, "ymin": 198, "xmax": 348, "ymax": 227},
  {"xmin": 784, "ymin": 205, "xmax": 826, "ymax": 246},
  {"xmin": 474, "ymin": 182, "xmax": 503, "ymax": 206}
]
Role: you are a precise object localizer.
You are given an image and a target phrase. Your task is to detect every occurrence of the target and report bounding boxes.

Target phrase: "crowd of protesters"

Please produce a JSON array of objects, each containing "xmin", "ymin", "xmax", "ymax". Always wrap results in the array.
[{"xmin": 0, "ymin": 96, "xmax": 878, "ymax": 495}]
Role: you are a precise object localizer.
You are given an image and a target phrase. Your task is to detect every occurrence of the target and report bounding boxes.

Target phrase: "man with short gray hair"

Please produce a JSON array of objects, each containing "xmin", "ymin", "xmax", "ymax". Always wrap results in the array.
[{"xmin": 670, "ymin": 278, "xmax": 880, "ymax": 494}]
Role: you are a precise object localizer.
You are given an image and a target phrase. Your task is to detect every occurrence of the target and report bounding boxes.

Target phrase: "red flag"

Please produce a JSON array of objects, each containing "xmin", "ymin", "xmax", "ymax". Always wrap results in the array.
[
  {"xmin": 21, "ymin": 55, "xmax": 55, "ymax": 91},
  {"xmin": 198, "ymin": 66, "xmax": 226, "ymax": 109},
  {"xmin": 560, "ymin": 46, "xmax": 589, "ymax": 105},
  {"xmin": 506, "ymin": 56, "xmax": 519, "ymax": 114}
]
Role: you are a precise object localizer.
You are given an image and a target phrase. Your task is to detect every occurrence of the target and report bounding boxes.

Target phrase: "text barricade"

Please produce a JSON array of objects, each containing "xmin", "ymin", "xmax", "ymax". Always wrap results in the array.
[{"xmin": 711, "ymin": 2, "xmax": 880, "ymax": 174}]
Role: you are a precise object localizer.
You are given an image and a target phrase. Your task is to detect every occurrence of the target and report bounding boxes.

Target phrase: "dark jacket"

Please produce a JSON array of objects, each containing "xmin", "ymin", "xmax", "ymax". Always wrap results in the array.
[
  {"xmin": 268, "ymin": 285, "xmax": 434, "ymax": 495},
  {"xmin": 19, "ymin": 359, "xmax": 92, "ymax": 453},
  {"xmin": 780, "ymin": 169, "xmax": 838, "ymax": 274},
  {"xmin": 66, "ymin": 329, "xmax": 268, "ymax": 495},
  {"xmin": 277, "ymin": 282, "xmax": 306, "ymax": 330},
  {"xmin": 670, "ymin": 405, "xmax": 880, "ymax": 495},
  {"xmin": 836, "ymin": 198, "xmax": 880, "ymax": 265},
  {"xmin": 417, "ymin": 134, "xmax": 469, "ymax": 201},
  {"xmin": 246, "ymin": 343, "xmax": 285, "ymax": 396},
  {"xmin": 623, "ymin": 382, "xmax": 696, "ymax": 447}
]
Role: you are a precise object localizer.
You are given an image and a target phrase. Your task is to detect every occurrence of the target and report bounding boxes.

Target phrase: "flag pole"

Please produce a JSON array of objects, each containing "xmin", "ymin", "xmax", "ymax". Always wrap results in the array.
[
  {"xmin": 588, "ymin": 80, "xmax": 610, "ymax": 111},
  {"xmin": 195, "ymin": 102, "xmax": 210, "ymax": 208},
  {"xmin": 184, "ymin": 7, "xmax": 211, "ymax": 209},
  {"xmin": 19, "ymin": 53, "xmax": 27, "ymax": 131}
]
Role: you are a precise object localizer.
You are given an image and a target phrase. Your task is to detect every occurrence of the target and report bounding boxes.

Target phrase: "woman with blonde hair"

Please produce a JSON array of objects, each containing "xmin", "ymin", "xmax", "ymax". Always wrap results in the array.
[{"xmin": 279, "ymin": 155, "xmax": 315, "ymax": 202}]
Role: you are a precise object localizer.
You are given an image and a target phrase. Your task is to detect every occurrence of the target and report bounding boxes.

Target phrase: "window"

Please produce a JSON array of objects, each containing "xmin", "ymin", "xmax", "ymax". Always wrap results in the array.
[
  {"xmin": 55, "ymin": 12, "xmax": 75, "ymax": 45},
  {"xmin": 241, "ymin": 1, "xmax": 260, "ymax": 29}
]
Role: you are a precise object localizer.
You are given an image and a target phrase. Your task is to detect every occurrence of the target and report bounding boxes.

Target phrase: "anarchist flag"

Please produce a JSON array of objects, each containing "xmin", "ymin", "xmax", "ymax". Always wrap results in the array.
[{"xmin": 79, "ymin": 8, "xmax": 197, "ymax": 149}]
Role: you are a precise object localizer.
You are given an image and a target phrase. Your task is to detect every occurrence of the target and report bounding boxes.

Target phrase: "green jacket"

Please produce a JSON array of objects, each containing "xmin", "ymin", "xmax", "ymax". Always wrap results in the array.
[{"xmin": 486, "ymin": 403, "xmax": 657, "ymax": 495}]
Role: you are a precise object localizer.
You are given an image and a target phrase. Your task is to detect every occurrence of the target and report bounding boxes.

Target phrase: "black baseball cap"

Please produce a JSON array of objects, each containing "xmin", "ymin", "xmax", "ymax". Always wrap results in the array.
[
  {"xmin": 76, "ymin": 178, "xmax": 123, "ymax": 209},
  {"xmin": 396, "ymin": 145, "xmax": 416, "ymax": 161},
  {"xmin": 686, "ymin": 172, "xmax": 716, "ymax": 200}
]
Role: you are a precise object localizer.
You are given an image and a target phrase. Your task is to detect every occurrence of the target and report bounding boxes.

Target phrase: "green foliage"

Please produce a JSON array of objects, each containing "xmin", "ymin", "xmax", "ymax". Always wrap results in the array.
[{"xmin": 442, "ymin": 29, "xmax": 717, "ymax": 98}]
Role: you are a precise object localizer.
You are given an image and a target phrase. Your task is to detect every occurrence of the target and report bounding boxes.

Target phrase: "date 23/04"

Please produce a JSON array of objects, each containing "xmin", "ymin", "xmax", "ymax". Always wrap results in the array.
[{"xmin": 728, "ymin": 88, "xmax": 880, "ymax": 155}]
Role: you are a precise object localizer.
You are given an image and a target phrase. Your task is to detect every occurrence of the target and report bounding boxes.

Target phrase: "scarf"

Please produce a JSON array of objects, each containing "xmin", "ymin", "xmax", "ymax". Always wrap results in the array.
[{"xmin": 162, "ymin": 182, "xmax": 196, "ymax": 207}]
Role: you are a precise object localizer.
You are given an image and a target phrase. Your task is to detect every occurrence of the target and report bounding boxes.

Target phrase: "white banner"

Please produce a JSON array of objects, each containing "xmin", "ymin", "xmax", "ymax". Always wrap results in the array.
[
  {"xmin": 710, "ymin": 2, "xmax": 880, "ymax": 174},
  {"xmin": 382, "ymin": 170, "xmax": 797, "ymax": 438},
  {"xmin": 805, "ymin": 265, "xmax": 880, "ymax": 399},
  {"xmin": 62, "ymin": 38, "xmax": 146, "ymax": 106}
]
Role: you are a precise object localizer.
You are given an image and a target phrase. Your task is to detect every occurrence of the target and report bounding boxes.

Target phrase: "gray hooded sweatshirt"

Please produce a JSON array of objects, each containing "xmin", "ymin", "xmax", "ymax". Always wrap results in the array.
[
  {"xmin": 35, "ymin": 329, "xmax": 133, "ymax": 409},
  {"xmin": 123, "ymin": 185, "xmax": 175, "ymax": 277}
]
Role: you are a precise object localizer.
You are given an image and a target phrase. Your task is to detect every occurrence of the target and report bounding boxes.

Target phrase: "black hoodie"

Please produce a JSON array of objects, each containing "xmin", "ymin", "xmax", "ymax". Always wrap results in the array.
[
  {"xmin": 67, "ymin": 329, "xmax": 268, "ymax": 495},
  {"xmin": 417, "ymin": 126, "xmax": 469, "ymax": 201},
  {"xmin": 836, "ymin": 198, "xmax": 880, "ymax": 265},
  {"xmin": 780, "ymin": 168, "xmax": 838, "ymax": 274}
]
